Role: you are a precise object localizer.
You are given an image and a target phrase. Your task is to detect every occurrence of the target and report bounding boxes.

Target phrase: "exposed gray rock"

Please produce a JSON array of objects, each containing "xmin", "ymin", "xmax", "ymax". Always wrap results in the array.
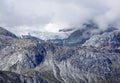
[
  {"xmin": 83, "ymin": 30, "xmax": 120, "ymax": 48},
  {"xmin": 51, "ymin": 46, "xmax": 120, "ymax": 83},
  {"xmin": 0, "ymin": 27, "xmax": 17, "ymax": 38},
  {"xmin": 0, "ymin": 27, "xmax": 120, "ymax": 83},
  {"xmin": 0, "ymin": 39, "xmax": 46, "ymax": 73},
  {"xmin": 0, "ymin": 71, "xmax": 48, "ymax": 83}
]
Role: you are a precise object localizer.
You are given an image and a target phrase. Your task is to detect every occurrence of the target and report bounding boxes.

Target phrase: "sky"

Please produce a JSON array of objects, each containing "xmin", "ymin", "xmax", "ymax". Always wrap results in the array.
[{"xmin": 0, "ymin": 0, "xmax": 120, "ymax": 35}]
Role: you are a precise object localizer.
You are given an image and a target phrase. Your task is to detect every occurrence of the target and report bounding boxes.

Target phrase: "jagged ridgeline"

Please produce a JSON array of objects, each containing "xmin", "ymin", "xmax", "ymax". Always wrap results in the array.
[{"xmin": 0, "ymin": 27, "xmax": 120, "ymax": 83}]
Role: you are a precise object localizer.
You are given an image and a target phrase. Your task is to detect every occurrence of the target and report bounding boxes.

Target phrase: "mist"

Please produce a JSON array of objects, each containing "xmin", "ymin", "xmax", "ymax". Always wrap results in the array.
[{"xmin": 0, "ymin": 0, "xmax": 120, "ymax": 35}]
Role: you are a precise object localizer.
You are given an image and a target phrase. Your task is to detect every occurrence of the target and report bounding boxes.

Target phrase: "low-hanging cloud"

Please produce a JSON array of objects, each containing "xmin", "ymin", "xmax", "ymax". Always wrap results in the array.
[{"xmin": 0, "ymin": 0, "xmax": 120, "ymax": 35}]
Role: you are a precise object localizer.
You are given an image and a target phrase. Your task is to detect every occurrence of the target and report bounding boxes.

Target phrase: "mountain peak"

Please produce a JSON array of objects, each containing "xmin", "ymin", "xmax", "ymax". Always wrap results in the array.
[{"xmin": 0, "ymin": 27, "xmax": 17, "ymax": 38}]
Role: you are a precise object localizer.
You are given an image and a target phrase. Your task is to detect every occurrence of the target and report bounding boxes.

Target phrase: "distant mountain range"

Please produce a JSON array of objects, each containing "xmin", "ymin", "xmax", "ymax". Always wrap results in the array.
[
  {"xmin": 49, "ymin": 23, "xmax": 118, "ymax": 46},
  {"xmin": 0, "ymin": 24, "xmax": 120, "ymax": 83}
]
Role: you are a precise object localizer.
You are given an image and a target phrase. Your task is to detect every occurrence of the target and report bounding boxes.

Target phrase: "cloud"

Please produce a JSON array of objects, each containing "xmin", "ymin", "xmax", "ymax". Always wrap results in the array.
[{"xmin": 0, "ymin": 0, "xmax": 120, "ymax": 34}]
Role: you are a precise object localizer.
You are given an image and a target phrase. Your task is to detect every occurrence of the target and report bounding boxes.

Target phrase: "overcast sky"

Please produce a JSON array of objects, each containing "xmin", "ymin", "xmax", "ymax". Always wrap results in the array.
[{"xmin": 0, "ymin": 0, "xmax": 120, "ymax": 34}]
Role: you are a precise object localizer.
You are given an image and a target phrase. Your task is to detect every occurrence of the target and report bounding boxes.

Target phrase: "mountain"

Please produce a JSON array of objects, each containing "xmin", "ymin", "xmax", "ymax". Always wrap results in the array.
[
  {"xmin": 51, "ymin": 46, "xmax": 120, "ymax": 83},
  {"xmin": 83, "ymin": 30, "xmax": 120, "ymax": 49},
  {"xmin": 0, "ymin": 27, "xmax": 17, "ymax": 38},
  {"xmin": 0, "ymin": 27, "xmax": 18, "ymax": 51},
  {"xmin": 0, "ymin": 27, "xmax": 120, "ymax": 83},
  {"xmin": 48, "ymin": 23, "xmax": 98, "ymax": 46},
  {"xmin": 49, "ymin": 23, "xmax": 118, "ymax": 46}
]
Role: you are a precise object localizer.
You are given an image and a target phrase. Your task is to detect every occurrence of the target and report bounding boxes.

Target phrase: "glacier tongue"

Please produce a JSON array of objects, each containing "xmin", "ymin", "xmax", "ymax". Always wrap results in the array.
[{"xmin": 19, "ymin": 31, "xmax": 72, "ymax": 40}]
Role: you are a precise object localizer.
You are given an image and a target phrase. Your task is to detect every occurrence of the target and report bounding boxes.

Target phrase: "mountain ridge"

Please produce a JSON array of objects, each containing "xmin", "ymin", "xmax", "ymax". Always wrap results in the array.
[{"xmin": 0, "ymin": 27, "xmax": 120, "ymax": 83}]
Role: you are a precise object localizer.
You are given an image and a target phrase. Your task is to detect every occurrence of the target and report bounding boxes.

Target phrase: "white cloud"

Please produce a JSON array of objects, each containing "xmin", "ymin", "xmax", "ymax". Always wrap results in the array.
[{"xmin": 0, "ymin": 0, "xmax": 120, "ymax": 34}]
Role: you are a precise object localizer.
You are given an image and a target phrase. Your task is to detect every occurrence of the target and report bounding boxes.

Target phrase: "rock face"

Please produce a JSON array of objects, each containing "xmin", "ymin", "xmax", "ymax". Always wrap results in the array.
[
  {"xmin": 0, "ymin": 27, "xmax": 17, "ymax": 38},
  {"xmin": 83, "ymin": 30, "xmax": 120, "ymax": 48},
  {"xmin": 52, "ymin": 46, "xmax": 120, "ymax": 83},
  {"xmin": 0, "ymin": 27, "xmax": 120, "ymax": 83},
  {"xmin": 0, "ymin": 37, "xmax": 46, "ymax": 73},
  {"xmin": 0, "ymin": 71, "xmax": 48, "ymax": 83}
]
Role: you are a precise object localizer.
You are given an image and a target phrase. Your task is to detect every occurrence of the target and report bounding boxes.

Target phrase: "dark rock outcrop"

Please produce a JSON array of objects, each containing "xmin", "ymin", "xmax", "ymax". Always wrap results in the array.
[
  {"xmin": 0, "ymin": 27, "xmax": 17, "ymax": 38},
  {"xmin": 0, "ymin": 71, "xmax": 48, "ymax": 83}
]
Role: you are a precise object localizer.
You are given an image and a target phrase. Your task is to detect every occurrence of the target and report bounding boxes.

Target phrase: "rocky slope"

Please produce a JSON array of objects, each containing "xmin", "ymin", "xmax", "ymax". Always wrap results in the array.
[
  {"xmin": 0, "ymin": 71, "xmax": 48, "ymax": 83},
  {"xmin": 83, "ymin": 30, "xmax": 120, "ymax": 48},
  {"xmin": 0, "ymin": 27, "xmax": 120, "ymax": 83},
  {"xmin": 0, "ymin": 27, "xmax": 17, "ymax": 38}
]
